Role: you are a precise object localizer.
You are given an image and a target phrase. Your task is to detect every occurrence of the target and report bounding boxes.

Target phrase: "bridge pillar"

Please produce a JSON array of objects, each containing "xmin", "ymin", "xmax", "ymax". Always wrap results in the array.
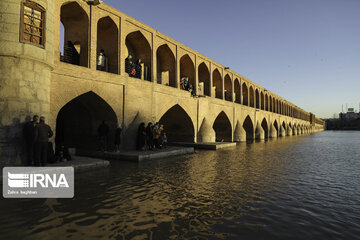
[
  {"xmin": 270, "ymin": 124, "xmax": 277, "ymax": 138},
  {"xmin": 286, "ymin": 126, "xmax": 293, "ymax": 136},
  {"xmin": 255, "ymin": 122, "xmax": 265, "ymax": 140},
  {"xmin": 279, "ymin": 125, "xmax": 286, "ymax": 137},
  {"xmin": 198, "ymin": 118, "xmax": 215, "ymax": 142},
  {"xmin": 293, "ymin": 127, "xmax": 298, "ymax": 136},
  {"xmin": 234, "ymin": 120, "xmax": 246, "ymax": 142}
]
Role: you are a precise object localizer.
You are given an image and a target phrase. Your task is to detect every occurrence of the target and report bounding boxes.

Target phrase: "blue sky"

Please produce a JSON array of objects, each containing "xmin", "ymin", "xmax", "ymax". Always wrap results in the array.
[{"xmin": 103, "ymin": 0, "xmax": 360, "ymax": 118}]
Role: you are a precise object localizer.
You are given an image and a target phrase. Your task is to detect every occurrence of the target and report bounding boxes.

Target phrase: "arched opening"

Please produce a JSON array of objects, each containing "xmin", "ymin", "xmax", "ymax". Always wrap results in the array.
[
  {"xmin": 224, "ymin": 74, "xmax": 232, "ymax": 101},
  {"xmin": 180, "ymin": 54, "xmax": 195, "ymax": 91},
  {"xmin": 213, "ymin": 111, "xmax": 232, "ymax": 142},
  {"xmin": 159, "ymin": 105, "xmax": 194, "ymax": 142},
  {"xmin": 261, "ymin": 91, "xmax": 265, "ymax": 110},
  {"xmin": 265, "ymin": 94, "xmax": 268, "ymax": 111},
  {"xmin": 255, "ymin": 89, "xmax": 260, "ymax": 109},
  {"xmin": 282, "ymin": 122, "xmax": 286, "ymax": 130},
  {"xmin": 60, "ymin": 2, "xmax": 89, "ymax": 67},
  {"xmin": 234, "ymin": 79, "xmax": 241, "ymax": 103},
  {"xmin": 269, "ymin": 96, "xmax": 272, "ymax": 112},
  {"xmin": 249, "ymin": 86, "xmax": 255, "ymax": 108},
  {"xmin": 198, "ymin": 62, "xmax": 210, "ymax": 96},
  {"xmin": 213, "ymin": 69, "xmax": 223, "ymax": 99},
  {"xmin": 97, "ymin": 16, "xmax": 118, "ymax": 74},
  {"xmin": 55, "ymin": 92, "xmax": 118, "ymax": 151},
  {"xmin": 125, "ymin": 31, "xmax": 151, "ymax": 81},
  {"xmin": 261, "ymin": 118, "xmax": 269, "ymax": 139},
  {"xmin": 157, "ymin": 44, "xmax": 176, "ymax": 87},
  {"xmin": 273, "ymin": 120, "xmax": 279, "ymax": 137},
  {"xmin": 243, "ymin": 116, "xmax": 254, "ymax": 141},
  {"xmin": 242, "ymin": 83, "xmax": 248, "ymax": 106}
]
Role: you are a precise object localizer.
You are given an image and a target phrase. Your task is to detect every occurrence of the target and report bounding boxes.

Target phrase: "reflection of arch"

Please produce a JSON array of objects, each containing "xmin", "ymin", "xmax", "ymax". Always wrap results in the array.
[
  {"xmin": 213, "ymin": 69, "xmax": 223, "ymax": 99},
  {"xmin": 213, "ymin": 111, "xmax": 232, "ymax": 142},
  {"xmin": 126, "ymin": 31, "xmax": 151, "ymax": 81},
  {"xmin": 242, "ymin": 83, "xmax": 248, "ymax": 106},
  {"xmin": 180, "ymin": 54, "xmax": 195, "ymax": 90},
  {"xmin": 234, "ymin": 78, "xmax": 241, "ymax": 103},
  {"xmin": 255, "ymin": 89, "xmax": 260, "ymax": 109},
  {"xmin": 224, "ymin": 74, "xmax": 232, "ymax": 101},
  {"xmin": 97, "ymin": 16, "xmax": 118, "ymax": 74},
  {"xmin": 243, "ymin": 115, "xmax": 254, "ymax": 140},
  {"xmin": 157, "ymin": 44, "xmax": 176, "ymax": 87},
  {"xmin": 55, "ymin": 91, "xmax": 118, "ymax": 150},
  {"xmin": 249, "ymin": 86, "xmax": 255, "ymax": 107},
  {"xmin": 261, "ymin": 118, "xmax": 269, "ymax": 138},
  {"xmin": 159, "ymin": 104, "xmax": 194, "ymax": 142},
  {"xmin": 60, "ymin": 1, "xmax": 89, "ymax": 67},
  {"xmin": 198, "ymin": 62, "xmax": 210, "ymax": 96}
]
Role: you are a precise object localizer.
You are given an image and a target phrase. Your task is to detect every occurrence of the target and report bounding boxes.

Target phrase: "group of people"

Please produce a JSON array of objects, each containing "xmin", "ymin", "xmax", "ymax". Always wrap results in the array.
[
  {"xmin": 97, "ymin": 121, "xmax": 122, "ymax": 152},
  {"xmin": 125, "ymin": 55, "xmax": 142, "ymax": 79},
  {"xmin": 23, "ymin": 115, "xmax": 71, "ymax": 166},
  {"xmin": 137, "ymin": 122, "xmax": 167, "ymax": 150},
  {"xmin": 180, "ymin": 77, "xmax": 196, "ymax": 97}
]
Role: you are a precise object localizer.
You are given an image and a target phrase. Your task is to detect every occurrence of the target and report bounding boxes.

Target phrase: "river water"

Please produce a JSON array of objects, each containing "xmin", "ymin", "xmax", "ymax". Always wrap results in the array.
[{"xmin": 1, "ymin": 131, "xmax": 360, "ymax": 240}]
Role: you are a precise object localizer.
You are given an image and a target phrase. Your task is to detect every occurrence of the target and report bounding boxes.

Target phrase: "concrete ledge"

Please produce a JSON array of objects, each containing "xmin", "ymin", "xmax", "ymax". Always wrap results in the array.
[
  {"xmin": 50, "ymin": 156, "xmax": 110, "ymax": 172},
  {"xmin": 170, "ymin": 142, "xmax": 237, "ymax": 150},
  {"xmin": 77, "ymin": 146, "xmax": 195, "ymax": 162}
]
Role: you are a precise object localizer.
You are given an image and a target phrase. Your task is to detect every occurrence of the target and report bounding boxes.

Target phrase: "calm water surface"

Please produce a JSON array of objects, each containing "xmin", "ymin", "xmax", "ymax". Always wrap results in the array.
[{"xmin": 1, "ymin": 131, "xmax": 360, "ymax": 240}]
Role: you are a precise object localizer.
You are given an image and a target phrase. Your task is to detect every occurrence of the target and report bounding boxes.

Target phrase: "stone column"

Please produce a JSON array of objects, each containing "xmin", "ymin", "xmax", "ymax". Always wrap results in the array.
[
  {"xmin": 234, "ymin": 120, "xmax": 246, "ymax": 142},
  {"xmin": 255, "ymin": 122, "xmax": 264, "ymax": 140},
  {"xmin": 198, "ymin": 118, "xmax": 215, "ymax": 142}
]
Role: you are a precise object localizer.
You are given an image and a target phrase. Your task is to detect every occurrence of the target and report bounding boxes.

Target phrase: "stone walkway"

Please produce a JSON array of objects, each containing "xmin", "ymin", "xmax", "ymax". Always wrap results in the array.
[{"xmin": 77, "ymin": 146, "xmax": 195, "ymax": 162}]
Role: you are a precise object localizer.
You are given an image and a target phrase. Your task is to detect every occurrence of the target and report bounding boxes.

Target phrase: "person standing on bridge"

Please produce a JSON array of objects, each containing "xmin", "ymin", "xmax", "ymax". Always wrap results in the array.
[
  {"xmin": 34, "ymin": 116, "xmax": 53, "ymax": 166},
  {"xmin": 23, "ymin": 115, "xmax": 39, "ymax": 166},
  {"xmin": 98, "ymin": 120, "xmax": 109, "ymax": 152}
]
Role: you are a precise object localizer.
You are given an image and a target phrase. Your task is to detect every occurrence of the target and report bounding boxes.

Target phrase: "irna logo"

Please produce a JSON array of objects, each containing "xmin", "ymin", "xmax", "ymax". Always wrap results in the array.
[{"xmin": 8, "ymin": 172, "xmax": 69, "ymax": 188}]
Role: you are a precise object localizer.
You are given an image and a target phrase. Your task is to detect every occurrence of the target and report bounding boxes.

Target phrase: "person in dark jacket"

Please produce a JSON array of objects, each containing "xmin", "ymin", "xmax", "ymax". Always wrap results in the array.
[
  {"xmin": 23, "ymin": 115, "xmax": 39, "ymax": 166},
  {"xmin": 34, "ymin": 116, "xmax": 53, "ymax": 166},
  {"xmin": 137, "ymin": 122, "xmax": 146, "ymax": 150},
  {"xmin": 98, "ymin": 120, "xmax": 109, "ymax": 152},
  {"xmin": 145, "ymin": 122, "xmax": 154, "ymax": 150}
]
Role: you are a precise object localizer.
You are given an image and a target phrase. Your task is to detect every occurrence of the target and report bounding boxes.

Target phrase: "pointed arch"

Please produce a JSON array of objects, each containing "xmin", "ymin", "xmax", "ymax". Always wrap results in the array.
[
  {"xmin": 97, "ymin": 16, "xmax": 118, "ymax": 74},
  {"xmin": 198, "ymin": 62, "xmax": 210, "ymax": 96},
  {"xmin": 60, "ymin": 1, "xmax": 89, "ymax": 67},
  {"xmin": 213, "ymin": 69, "xmax": 223, "ymax": 99},
  {"xmin": 249, "ymin": 86, "xmax": 255, "ymax": 107},
  {"xmin": 261, "ymin": 118, "xmax": 269, "ymax": 139},
  {"xmin": 234, "ymin": 78, "xmax": 241, "ymax": 103},
  {"xmin": 180, "ymin": 54, "xmax": 195, "ymax": 90},
  {"xmin": 265, "ymin": 94, "xmax": 268, "ymax": 111},
  {"xmin": 125, "ymin": 30, "xmax": 151, "ymax": 81},
  {"xmin": 242, "ymin": 83, "xmax": 248, "ymax": 106},
  {"xmin": 224, "ymin": 74, "xmax": 232, "ymax": 101},
  {"xmin": 159, "ymin": 104, "xmax": 195, "ymax": 142},
  {"xmin": 213, "ymin": 111, "xmax": 232, "ymax": 142},
  {"xmin": 255, "ymin": 89, "xmax": 260, "ymax": 109},
  {"xmin": 243, "ymin": 115, "xmax": 254, "ymax": 140},
  {"xmin": 157, "ymin": 44, "xmax": 176, "ymax": 87},
  {"xmin": 273, "ymin": 120, "xmax": 279, "ymax": 137},
  {"xmin": 55, "ymin": 91, "xmax": 118, "ymax": 150},
  {"xmin": 260, "ymin": 91, "xmax": 265, "ymax": 110}
]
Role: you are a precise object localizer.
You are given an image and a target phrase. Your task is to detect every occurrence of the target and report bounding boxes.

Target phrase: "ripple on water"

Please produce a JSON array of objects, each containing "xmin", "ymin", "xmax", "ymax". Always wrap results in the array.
[{"xmin": 1, "ymin": 131, "xmax": 360, "ymax": 240}]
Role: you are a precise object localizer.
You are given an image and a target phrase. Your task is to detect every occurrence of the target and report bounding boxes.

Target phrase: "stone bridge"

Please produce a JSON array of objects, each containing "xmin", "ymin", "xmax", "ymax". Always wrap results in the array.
[{"xmin": 0, "ymin": 0, "xmax": 324, "ymax": 165}]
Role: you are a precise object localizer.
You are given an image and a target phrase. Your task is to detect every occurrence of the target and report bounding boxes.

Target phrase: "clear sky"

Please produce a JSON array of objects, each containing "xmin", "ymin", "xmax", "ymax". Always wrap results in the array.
[{"xmin": 103, "ymin": 0, "xmax": 360, "ymax": 118}]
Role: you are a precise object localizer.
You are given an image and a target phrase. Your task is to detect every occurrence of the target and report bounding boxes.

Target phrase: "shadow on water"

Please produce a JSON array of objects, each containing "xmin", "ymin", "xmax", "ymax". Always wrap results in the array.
[{"xmin": 1, "ymin": 131, "xmax": 360, "ymax": 240}]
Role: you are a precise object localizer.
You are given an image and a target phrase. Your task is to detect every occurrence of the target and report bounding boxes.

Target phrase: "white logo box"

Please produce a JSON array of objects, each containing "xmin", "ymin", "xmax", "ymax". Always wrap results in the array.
[{"xmin": 3, "ymin": 167, "xmax": 74, "ymax": 198}]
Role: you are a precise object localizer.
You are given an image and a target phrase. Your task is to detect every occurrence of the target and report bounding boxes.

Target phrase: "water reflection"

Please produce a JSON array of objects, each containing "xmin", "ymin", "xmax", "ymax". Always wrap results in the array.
[{"xmin": 1, "ymin": 132, "xmax": 360, "ymax": 239}]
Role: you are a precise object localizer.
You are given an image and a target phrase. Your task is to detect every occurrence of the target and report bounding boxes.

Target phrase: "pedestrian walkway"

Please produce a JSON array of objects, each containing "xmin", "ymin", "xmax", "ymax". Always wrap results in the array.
[{"xmin": 77, "ymin": 146, "xmax": 194, "ymax": 162}]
